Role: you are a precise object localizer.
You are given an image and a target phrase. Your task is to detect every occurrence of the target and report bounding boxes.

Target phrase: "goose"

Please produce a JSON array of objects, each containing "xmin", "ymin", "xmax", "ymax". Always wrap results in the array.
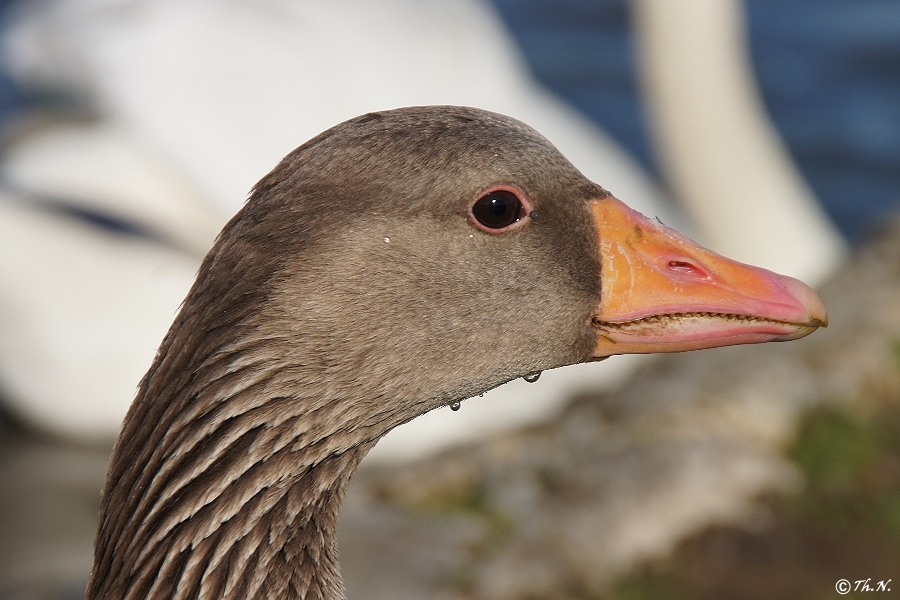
[{"xmin": 86, "ymin": 106, "xmax": 826, "ymax": 600}]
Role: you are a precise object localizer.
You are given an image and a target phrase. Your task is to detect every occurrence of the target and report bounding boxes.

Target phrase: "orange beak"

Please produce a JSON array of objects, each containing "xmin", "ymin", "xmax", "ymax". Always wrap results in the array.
[{"xmin": 591, "ymin": 197, "xmax": 828, "ymax": 358}]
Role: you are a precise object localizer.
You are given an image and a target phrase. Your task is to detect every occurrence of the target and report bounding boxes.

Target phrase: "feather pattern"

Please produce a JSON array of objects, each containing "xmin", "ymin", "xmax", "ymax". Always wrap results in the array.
[{"xmin": 87, "ymin": 107, "xmax": 611, "ymax": 599}]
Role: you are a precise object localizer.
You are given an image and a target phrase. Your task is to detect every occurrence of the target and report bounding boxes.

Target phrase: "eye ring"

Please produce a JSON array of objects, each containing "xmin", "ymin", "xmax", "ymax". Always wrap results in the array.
[{"xmin": 469, "ymin": 185, "xmax": 534, "ymax": 233}]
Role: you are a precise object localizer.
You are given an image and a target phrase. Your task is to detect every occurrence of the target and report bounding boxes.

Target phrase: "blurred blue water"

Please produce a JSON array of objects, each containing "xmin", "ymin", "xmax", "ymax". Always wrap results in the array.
[{"xmin": 492, "ymin": 0, "xmax": 900, "ymax": 244}]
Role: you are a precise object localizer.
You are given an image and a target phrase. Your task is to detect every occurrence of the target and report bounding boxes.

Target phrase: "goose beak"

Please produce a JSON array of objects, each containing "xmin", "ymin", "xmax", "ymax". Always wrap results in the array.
[{"xmin": 590, "ymin": 197, "xmax": 828, "ymax": 358}]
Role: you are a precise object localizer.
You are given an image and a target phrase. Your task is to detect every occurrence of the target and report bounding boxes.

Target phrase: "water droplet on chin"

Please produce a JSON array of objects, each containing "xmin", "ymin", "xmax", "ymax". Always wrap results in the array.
[
  {"xmin": 523, "ymin": 371, "xmax": 542, "ymax": 383},
  {"xmin": 450, "ymin": 401, "xmax": 461, "ymax": 411}
]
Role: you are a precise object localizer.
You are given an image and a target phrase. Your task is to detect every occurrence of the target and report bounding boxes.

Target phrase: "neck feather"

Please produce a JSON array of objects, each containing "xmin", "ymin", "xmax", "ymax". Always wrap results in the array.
[{"xmin": 87, "ymin": 322, "xmax": 376, "ymax": 600}]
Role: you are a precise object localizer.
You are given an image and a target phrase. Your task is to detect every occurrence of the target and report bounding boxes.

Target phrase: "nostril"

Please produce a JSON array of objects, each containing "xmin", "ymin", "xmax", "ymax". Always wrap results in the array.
[{"xmin": 668, "ymin": 260, "xmax": 706, "ymax": 278}]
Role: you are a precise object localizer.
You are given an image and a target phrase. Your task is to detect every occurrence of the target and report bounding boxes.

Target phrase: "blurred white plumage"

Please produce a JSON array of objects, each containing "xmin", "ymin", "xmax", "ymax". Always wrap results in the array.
[{"xmin": 0, "ymin": 0, "xmax": 843, "ymax": 458}]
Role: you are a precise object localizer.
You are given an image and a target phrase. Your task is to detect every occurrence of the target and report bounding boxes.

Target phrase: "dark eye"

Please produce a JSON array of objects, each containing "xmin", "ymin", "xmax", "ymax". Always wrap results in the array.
[{"xmin": 471, "ymin": 190, "xmax": 525, "ymax": 230}]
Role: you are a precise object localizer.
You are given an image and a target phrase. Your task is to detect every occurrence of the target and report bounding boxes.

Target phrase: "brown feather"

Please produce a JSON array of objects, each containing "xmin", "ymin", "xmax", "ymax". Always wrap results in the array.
[{"xmin": 87, "ymin": 106, "xmax": 605, "ymax": 599}]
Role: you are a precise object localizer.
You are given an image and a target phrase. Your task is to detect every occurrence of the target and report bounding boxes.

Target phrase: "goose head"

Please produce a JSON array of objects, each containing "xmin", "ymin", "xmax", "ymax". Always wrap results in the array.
[{"xmin": 87, "ymin": 106, "xmax": 826, "ymax": 599}]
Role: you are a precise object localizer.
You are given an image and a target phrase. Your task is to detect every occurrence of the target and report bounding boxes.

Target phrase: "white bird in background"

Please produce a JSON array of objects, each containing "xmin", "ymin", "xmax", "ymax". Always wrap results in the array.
[
  {"xmin": 0, "ymin": 0, "xmax": 843, "ymax": 459},
  {"xmin": 633, "ymin": 0, "xmax": 845, "ymax": 286}
]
